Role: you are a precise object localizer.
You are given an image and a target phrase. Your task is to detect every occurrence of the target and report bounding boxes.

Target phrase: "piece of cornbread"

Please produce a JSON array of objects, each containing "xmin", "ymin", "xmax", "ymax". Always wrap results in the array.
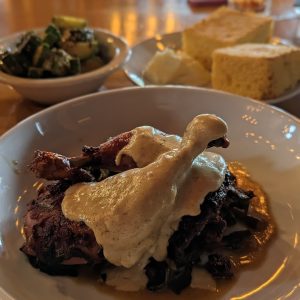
[
  {"xmin": 182, "ymin": 7, "xmax": 273, "ymax": 71},
  {"xmin": 212, "ymin": 44, "xmax": 300, "ymax": 100}
]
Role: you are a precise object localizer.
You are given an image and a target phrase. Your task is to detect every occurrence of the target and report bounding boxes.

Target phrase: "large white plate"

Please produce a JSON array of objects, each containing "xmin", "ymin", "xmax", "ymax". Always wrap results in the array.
[
  {"xmin": 0, "ymin": 86, "xmax": 300, "ymax": 300},
  {"xmin": 124, "ymin": 32, "xmax": 300, "ymax": 105}
]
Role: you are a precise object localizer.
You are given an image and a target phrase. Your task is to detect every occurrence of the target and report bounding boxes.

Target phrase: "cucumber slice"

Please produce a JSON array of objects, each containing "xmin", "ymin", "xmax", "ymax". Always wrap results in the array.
[
  {"xmin": 52, "ymin": 15, "xmax": 87, "ymax": 29},
  {"xmin": 32, "ymin": 44, "xmax": 50, "ymax": 67},
  {"xmin": 62, "ymin": 40, "xmax": 99, "ymax": 60}
]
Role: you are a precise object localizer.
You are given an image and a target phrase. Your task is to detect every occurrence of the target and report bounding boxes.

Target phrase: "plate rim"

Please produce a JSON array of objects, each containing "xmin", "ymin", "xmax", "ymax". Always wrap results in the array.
[
  {"xmin": 1, "ymin": 86, "xmax": 300, "ymax": 144},
  {"xmin": 0, "ymin": 287, "xmax": 13, "ymax": 300}
]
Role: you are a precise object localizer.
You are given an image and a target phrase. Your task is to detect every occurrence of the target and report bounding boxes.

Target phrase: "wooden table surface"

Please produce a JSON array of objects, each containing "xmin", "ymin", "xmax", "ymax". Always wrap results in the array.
[{"xmin": 0, "ymin": 0, "xmax": 299, "ymax": 135}]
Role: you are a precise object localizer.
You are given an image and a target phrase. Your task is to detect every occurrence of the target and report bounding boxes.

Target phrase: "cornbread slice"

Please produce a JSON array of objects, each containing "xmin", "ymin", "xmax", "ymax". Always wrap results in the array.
[
  {"xmin": 143, "ymin": 48, "xmax": 211, "ymax": 86},
  {"xmin": 212, "ymin": 44, "xmax": 300, "ymax": 100},
  {"xmin": 182, "ymin": 7, "xmax": 273, "ymax": 70}
]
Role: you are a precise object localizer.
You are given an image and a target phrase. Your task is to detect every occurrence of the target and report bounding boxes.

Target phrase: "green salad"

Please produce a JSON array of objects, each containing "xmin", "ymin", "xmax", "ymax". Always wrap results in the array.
[{"xmin": 0, "ymin": 16, "xmax": 111, "ymax": 78}]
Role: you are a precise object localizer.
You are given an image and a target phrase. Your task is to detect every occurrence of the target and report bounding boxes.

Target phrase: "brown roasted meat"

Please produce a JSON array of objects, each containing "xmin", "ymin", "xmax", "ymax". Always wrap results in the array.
[
  {"xmin": 21, "ymin": 131, "xmax": 136, "ymax": 274},
  {"xmin": 22, "ymin": 129, "xmax": 258, "ymax": 292},
  {"xmin": 20, "ymin": 181, "xmax": 106, "ymax": 275},
  {"xmin": 29, "ymin": 131, "xmax": 135, "ymax": 181},
  {"xmin": 29, "ymin": 130, "xmax": 229, "ymax": 182}
]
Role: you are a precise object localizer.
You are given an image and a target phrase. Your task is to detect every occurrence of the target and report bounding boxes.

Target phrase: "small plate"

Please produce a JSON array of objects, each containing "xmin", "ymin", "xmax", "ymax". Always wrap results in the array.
[
  {"xmin": 124, "ymin": 32, "xmax": 298, "ymax": 104},
  {"xmin": 1, "ymin": 86, "xmax": 300, "ymax": 299}
]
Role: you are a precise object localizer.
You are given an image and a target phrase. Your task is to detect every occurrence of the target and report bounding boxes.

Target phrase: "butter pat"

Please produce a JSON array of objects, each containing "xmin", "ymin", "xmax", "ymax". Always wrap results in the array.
[
  {"xmin": 212, "ymin": 43, "xmax": 300, "ymax": 100},
  {"xmin": 182, "ymin": 7, "xmax": 273, "ymax": 70},
  {"xmin": 143, "ymin": 48, "xmax": 211, "ymax": 86}
]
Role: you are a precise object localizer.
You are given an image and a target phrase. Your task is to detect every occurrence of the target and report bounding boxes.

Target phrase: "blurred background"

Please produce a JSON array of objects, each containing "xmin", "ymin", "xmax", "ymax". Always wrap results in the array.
[
  {"xmin": 0, "ymin": 0, "xmax": 299, "ymax": 44},
  {"xmin": 0, "ymin": 0, "xmax": 300, "ymax": 132}
]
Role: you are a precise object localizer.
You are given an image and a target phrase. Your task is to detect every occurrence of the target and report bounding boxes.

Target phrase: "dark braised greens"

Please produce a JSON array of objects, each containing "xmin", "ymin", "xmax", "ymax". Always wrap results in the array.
[{"xmin": 0, "ymin": 16, "xmax": 110, "ymax": 78}]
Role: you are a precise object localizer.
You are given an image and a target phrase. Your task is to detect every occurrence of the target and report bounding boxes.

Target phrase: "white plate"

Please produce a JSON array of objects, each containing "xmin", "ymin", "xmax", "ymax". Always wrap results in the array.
[
  {"xmin": 0, "ymin": 86, "xmax": 300, "ymax": 300},
  {"xmin": 124, "ymin": 32, "xmax": 299, "ymax": 105}
]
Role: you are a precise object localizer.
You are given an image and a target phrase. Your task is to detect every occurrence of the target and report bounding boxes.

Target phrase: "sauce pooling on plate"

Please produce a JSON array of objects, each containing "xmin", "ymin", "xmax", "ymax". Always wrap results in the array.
[
  {"xmin": 62, "ymin": 114, "xmax": 228, "ymax": 290},
  {"xmin": 227, "ymin": 161, "xmax": 276, "ymax": 268}
]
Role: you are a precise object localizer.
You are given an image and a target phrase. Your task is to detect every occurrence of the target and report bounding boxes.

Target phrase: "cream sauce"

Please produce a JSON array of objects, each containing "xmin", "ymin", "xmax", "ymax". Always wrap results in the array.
[
  {"xmin": 62, "ymin": 114, "xmax": 228, "ymax": 290},
  {"xmin": 71, "ymin": 163, "xmax": 275, "ymax": 297},
  {"xmin": 115, "ymin": 126, "xmax": 181, "ymax": 168},
  {"xmin": 227, "ymin": 161, "xmax": 276, "ymax": 268},
  {"xmin": 105, "ymin": 264, "xmax": 148, "ymax": 292},
  {"xmin": 191, "ymin": 268, "xmax": 216, "ymax": 291}
]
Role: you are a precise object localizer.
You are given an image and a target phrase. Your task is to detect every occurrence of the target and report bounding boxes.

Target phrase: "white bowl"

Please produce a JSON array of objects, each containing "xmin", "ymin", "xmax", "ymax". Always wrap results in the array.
[
  {"xmin": 0, "ymin": 28, "xmax": 130, "ymax": 105},
  {"xmin": 0, "ymin": 87, "xmax": 300, "ymax": 299}
]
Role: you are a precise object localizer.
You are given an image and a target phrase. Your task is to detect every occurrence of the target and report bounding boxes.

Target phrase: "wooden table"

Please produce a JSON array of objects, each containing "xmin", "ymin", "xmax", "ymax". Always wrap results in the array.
[{"xmin": 0, "ymin": 0, "xmax": 299, "ymax": 136}]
